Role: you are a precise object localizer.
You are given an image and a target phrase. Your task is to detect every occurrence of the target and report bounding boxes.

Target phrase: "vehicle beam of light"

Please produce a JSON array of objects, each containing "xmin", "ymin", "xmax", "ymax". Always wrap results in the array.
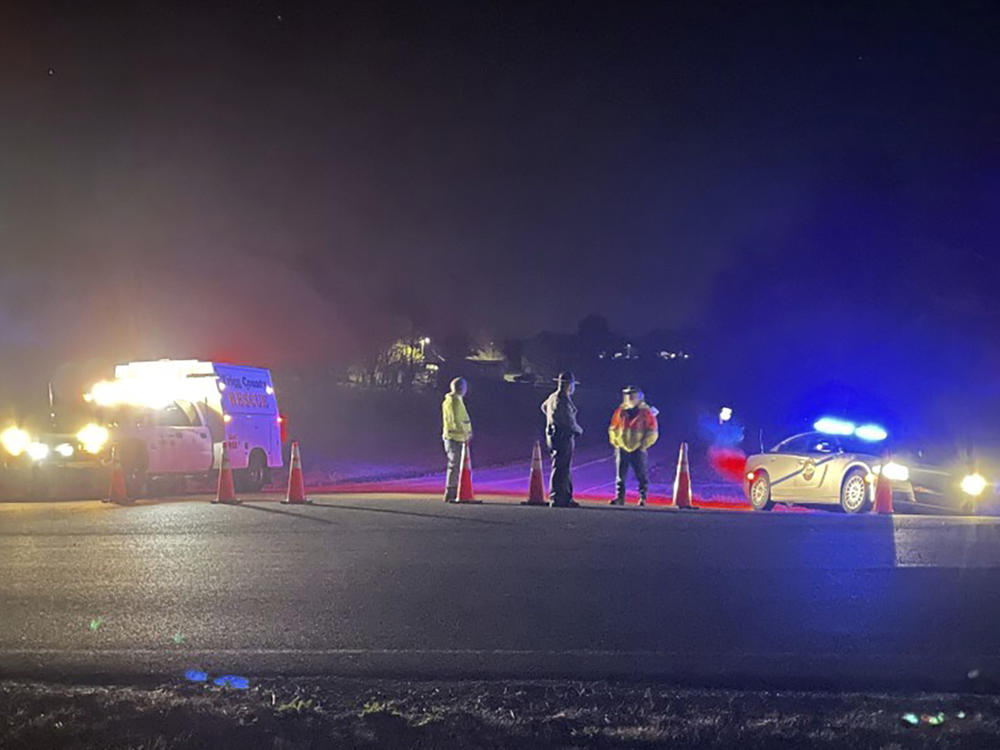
[
  {"xmin": 813, "ymin": 417, "xmax": 856, "ymax": 436},
  {"xmin": 881, "ymin": 461, "xmax": 910, "ymax": 482},
  {"xmin": 77, "ymin": 423, "xmax": 110, "ymax": 454},
  {"xmin": 26, "ymin": 442, "xmax": 50, "ymax": 461},
  {"xmin": 1, "ymin": 426, "xmax": 30, "ymax": 456},
  {"xmin": 961, "ymin": 473, "xmax": 988, "ymax": 497}
]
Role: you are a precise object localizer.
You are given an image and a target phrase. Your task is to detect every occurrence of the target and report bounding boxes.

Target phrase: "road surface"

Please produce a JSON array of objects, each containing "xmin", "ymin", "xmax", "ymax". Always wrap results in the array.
[{"xmin": 2, "ymin": 494, "xmax": 1000, "ymax": 691}]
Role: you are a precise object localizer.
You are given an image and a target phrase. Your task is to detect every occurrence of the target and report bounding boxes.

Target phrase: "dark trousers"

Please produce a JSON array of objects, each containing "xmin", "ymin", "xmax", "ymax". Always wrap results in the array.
[
  {"xmin": 615, "ymin": 447, "xmax": 649, "ymax": 500},
  {"xmin": 548, "ymin": 435, "xmax": 575, "ymax": 505},
  {"xmin": 443, "ymin": 439, "xmax": 464, "ymax": 500}
]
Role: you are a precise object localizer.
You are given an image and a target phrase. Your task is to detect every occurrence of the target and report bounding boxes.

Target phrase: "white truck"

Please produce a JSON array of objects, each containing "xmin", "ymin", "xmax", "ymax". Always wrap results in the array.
[{"xmin": 85, "ymin": 360, "xmax": 284, "ymax": 495}]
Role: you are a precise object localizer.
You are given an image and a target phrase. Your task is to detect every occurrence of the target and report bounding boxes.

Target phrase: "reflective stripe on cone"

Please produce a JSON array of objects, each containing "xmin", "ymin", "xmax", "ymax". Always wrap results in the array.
[
  {"xmin": 672, "ymin": 441, "xmax": 693, "ymax": 509},
  {"xmin": 212, "ymin": 444, "xmax": 241, "ymax": 505},
  {"xmin": 282, "ymin": 441, "xmax": 310, "ymax": 505},
  {"xmin": 522, "ymin": 440, "xmax": 547, "ymax": 506}
]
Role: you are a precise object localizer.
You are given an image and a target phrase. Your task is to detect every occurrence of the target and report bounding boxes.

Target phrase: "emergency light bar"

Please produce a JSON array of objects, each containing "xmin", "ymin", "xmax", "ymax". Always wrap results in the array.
[{"xmin": 813, "ymin": 417, "xmax": 888, "ymax": 441}]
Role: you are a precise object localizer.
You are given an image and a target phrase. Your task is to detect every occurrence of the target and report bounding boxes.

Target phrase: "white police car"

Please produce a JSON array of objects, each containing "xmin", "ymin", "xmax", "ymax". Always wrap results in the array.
[{"xmin": 744, "ymin": 418, "xmax": 911, "ymax": 513}]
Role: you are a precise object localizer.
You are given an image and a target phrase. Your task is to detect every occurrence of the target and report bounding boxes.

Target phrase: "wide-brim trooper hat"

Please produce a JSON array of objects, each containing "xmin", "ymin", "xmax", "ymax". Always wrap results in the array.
[{"xmin": 554, "ymin": 371, "xmax": 579, "ymax": 385}]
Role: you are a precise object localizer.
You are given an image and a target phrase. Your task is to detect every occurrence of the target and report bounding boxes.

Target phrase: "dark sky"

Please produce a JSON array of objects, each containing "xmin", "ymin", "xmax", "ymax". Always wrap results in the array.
[{"xmin": 1, "ymin": 1, "xmax": 998, "ymax": 399}]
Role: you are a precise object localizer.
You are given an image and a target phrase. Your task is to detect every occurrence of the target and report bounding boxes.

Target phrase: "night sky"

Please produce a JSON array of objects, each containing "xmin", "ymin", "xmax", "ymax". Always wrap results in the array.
[{"xmin": 1, "ymin": 2, "xmax": 998, "ymax": 407}]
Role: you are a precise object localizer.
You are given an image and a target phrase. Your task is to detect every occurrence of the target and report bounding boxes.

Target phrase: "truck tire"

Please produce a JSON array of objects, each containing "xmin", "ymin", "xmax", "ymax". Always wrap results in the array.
[
  {"xmin": 118, "ymin": 441, "xmax": 147, "ymax": 500},
  {"xmin": 238, "ymin": 449, "xmax": 268, "ymax": 493}
]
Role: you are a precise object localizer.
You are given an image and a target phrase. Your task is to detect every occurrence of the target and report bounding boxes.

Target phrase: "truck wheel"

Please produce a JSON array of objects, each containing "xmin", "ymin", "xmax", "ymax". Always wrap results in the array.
[
  {"xmin": 238, "ymin": 449, "xmax": 268, "ymax": 492},
  {"xmin": 119, "ymin": 442, "xmax": 147, "ymax": 500}
]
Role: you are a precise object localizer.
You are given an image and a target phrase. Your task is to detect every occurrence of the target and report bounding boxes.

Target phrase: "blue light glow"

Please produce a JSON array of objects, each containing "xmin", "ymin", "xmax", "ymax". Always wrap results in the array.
[
  {"xmin": 213, "ymin": 675, "xmax": 250, "ymax": 689},
  {"xmin": 854, "ymin": 424, "xmax": 888, "ymax": 441},
  {"xmin": 813, "ymin": 417, "xmax": 856, "ymax": 435},
  {"xmin": 184, "ymin": 669, "xmax": 208, "ymax": 682}
]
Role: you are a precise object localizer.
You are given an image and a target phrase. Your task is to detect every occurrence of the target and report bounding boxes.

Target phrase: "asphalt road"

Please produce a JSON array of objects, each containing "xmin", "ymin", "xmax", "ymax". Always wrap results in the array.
[{"xmin": 2, "ymin": 495, "xmax": 1000, "ymax": 691}]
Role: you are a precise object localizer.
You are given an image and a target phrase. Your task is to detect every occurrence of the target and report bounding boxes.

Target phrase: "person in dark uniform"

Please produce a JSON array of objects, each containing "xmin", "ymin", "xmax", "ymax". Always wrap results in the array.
[{"xmin": 540, "ymin": 371, "xmax": 584, "ymax": 507}]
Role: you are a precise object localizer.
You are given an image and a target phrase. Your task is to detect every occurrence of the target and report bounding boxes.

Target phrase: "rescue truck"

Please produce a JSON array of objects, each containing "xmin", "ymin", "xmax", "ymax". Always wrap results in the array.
[{"xmin": 82, "ymin": 360, "xmax": 285, "ymax": 495}]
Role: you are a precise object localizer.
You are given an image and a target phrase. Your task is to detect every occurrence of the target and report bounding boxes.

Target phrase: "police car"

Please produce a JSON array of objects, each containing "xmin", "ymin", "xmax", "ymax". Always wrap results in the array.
[
  {"xmin": 744, "ymin": 418, "xmax": 909, "ymax": 513},
  {"xmin": 745, "ymin": 418, "xmax": 996, "ymax": 514}
]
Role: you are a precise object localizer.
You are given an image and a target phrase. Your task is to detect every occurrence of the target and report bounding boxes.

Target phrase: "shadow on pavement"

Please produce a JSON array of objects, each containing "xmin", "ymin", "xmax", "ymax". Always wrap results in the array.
[
  {"xmin": 235, "ymin": 502, "xmax": 339, "ymax": 526},
  {"xmin": 308, "ymin": 501, "xmax": 513, "ymax": 526}
]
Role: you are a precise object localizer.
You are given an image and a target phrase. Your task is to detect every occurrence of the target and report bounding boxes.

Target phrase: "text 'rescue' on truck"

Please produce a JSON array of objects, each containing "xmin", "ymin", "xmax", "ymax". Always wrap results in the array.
[{"xmin": 84, "ymin": 360, "xmax": 285, "ymax": 495}]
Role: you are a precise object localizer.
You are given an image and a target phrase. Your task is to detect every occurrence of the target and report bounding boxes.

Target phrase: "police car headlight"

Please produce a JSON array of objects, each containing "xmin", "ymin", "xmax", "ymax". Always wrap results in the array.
[
  {"xmin": 77, "ymin": 423, "xmax": 110, "ymax": 454},
  {"xmin": 26, "ymin": 442, "xmax": 50, "ymax": 461},
  {"xmin": 961, "ymin": 473, "xmax": 989, "ymax": 497},
  {"xmin": 1, "ymin": 426, "xmax": 31, "ymax": 457},
  {"xmin": 880, "ymin": 461, "xmax": 910, "ymax": 482}
]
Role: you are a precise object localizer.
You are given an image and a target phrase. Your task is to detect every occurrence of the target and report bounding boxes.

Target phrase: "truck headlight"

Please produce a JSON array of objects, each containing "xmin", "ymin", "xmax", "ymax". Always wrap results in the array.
[
  {"xmin": 1, "ymin": 426, "xmax": 30, "ymax": 457},
  {"xmin": 961, "ymin": 473, "xmax": 989, "ymax": 497},
  {"xmin": 880, "ymin": 461, "xmax": 910, "ymax": 482},
  {"xmin": 77, "ymin": 423, "xmax": 110, "ymax": 454},
  {"xmin": 26, "ymin": 442, "xmax": 50, "ymax": 461}
]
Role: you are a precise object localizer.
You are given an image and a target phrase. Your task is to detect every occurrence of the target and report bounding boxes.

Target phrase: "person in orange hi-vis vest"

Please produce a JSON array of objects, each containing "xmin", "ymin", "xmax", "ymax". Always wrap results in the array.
[{"xmin": 608, "ymin": 386, "xmax": 659, "ymax": 506}]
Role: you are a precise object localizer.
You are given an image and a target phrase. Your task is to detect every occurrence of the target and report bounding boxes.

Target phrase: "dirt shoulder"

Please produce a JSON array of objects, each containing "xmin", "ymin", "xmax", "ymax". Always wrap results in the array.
[{"xmin": 4, "ymin": 677, "xmax": 1000, "ymax": 749}]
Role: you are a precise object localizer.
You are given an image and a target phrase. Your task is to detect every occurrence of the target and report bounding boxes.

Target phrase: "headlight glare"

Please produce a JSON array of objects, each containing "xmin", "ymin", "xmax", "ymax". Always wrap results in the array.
[
  {"xmin": 77, "ymin": 424, "xmax": 110, "ymax": 455},
  {"xmin": 961, "ymin": 473, "xmax": 989, "ymax": 497},
  {"xmin": 26, "ymin": 442, "xmax": 50, "ymax": 461},
  {"xmin": 881, "ymin": 461, "xmax": 910, "ymax": 482},
  {"xmin": 1, "ymin": 426, "xmax": 31, "ymax": 457}
]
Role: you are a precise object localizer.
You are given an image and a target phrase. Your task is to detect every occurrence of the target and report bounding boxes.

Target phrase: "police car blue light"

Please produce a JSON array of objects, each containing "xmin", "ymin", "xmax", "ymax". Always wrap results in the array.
[
  {"xmin": 813, "ymin": 417, "xmax": 856, "ymax": 436},
  {"xmin": 854, "ymin": 424, "xmax": 888, "ymax": 442}
]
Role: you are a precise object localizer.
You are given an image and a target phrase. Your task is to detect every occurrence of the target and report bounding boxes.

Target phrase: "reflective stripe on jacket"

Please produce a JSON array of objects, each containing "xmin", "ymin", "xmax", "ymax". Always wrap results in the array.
[
  {"xmin": 442, "ymin": 393, "xmax": 472, "ymax": 442},
  {"xmin": 608, "ymin": 402, "xmax": 658, "ymax": 452}
]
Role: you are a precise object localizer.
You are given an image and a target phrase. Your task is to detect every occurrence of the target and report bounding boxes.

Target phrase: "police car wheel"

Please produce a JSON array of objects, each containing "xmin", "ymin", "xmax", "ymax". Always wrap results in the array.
[
  {"xmin": 840, "ymin": 469, "xmax": 871, "ymax": 513},
  {"xmin": 749, "ymin": 473, "xmax": 774, "ymax": 511}
]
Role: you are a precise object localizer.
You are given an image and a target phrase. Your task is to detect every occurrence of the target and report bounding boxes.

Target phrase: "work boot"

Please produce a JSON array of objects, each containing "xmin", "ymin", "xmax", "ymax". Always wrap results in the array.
[
  {"xmin": 638, "ymin": 496, "xmax": 647, "ymax": 507},
  {"xmin": 443, "ymin": 488, "xmax": 458, "ymax": 503},
  {"xmin": 610, "ymin": 496, "xmax": 625, "ymax": 506}
]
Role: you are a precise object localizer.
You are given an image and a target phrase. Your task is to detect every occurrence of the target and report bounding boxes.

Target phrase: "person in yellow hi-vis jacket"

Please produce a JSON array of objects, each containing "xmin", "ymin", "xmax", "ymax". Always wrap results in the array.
[
  {"xmin": 441, "ymin": 377, "xmax": 472, "ymax": 502},
  {"xmin": 608, "ymin": 386, "xmax": 659, "ymax": 506}
]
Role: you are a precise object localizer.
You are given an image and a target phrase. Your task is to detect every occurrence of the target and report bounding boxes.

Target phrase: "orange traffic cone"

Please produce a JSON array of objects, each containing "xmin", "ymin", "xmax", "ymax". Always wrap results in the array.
[
  {"xmin": 105, "ymin": 444, "xmax": 131, "ymax": 505},
  {"xmin": 456, "ymin": 442, "xmax": 480, "ymax": 504},
  {"xmin": 212, "ymin": 443, "xmax": 241, "ymax": 505},
  {"xmin": 874, "ymin": 462, "xmax": 893, "ymax": 514},
  {"xmin": 671, "ymin": 442, "xmax": 693, "ymax": 509},
  {"xmin": 522, "ymin": 440, "xmax": 547, "ymax": 506},
  {"xmin": 282, "ymin": 441, "xmax": 309, "ymax": 505}
]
